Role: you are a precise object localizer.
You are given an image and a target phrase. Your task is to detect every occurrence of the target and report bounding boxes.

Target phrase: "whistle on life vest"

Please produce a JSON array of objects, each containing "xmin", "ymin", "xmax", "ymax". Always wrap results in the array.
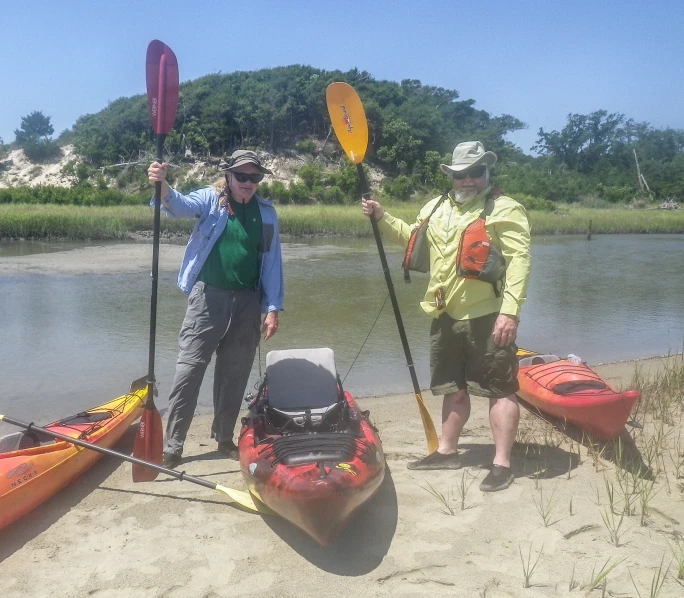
[{"xmin": 435, "ymin": 287, "xmax": 445, "ymax": 310}]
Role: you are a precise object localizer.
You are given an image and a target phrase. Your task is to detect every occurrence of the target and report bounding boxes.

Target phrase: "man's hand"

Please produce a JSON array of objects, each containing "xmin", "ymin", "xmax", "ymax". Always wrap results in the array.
[
  {"xmin": 262, "ymin": 311, "xmax": 279, "ymax": 341},
  {"xmin": 492, "ymin": 314, "xmax": 518, "ymax": 347},
  {"xmin": 361, "ymin": 199, "xmax": 384, "ymax": 220}
]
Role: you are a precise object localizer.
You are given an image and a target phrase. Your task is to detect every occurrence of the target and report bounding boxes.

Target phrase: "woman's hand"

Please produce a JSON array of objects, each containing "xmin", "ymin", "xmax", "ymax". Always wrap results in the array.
[
  {"xmin": 361, "ymin": 198, "xmax": 384, "ymax": 220},
  {"xmin": 262, "ymin": 311, "xmax": 279, "ymax": 341},
  {"xmin": 147, "ymin": 161, "xmax": 171, "ymax": 201}
]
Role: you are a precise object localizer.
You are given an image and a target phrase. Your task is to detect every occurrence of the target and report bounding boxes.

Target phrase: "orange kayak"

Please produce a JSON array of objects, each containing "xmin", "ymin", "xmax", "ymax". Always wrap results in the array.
[
  {"xmin": 517, "ymin": 353, "xmax": 639, "ymax": 440},
  {"xmin": 0, "ymin": 382, "xmax": 146, "ymax": 531}
]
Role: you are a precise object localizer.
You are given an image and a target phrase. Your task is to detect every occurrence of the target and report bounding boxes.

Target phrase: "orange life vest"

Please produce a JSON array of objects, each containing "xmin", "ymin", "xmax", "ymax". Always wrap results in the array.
[{"xmin": 455, "ymin": 192, "xmax": 506, "ymax": 294}]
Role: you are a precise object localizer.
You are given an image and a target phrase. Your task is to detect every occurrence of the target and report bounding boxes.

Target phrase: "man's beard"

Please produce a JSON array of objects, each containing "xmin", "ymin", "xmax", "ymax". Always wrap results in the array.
[{"xmin": 451, "ymin": 186, "xmax": 479, "ymax": 204}]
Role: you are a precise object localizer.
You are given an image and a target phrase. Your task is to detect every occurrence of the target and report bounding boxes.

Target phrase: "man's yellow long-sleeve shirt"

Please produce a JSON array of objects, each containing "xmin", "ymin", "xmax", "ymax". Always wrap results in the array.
[{"xmin": 377, "ymin": 188, "xmax": 531, "ymax": 320}]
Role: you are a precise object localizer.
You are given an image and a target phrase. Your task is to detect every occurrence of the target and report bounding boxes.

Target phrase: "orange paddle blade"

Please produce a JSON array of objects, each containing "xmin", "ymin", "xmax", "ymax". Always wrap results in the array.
[
  {"xmin": 132, "ymin": 389, "xmax": 163, "ymax": 482},
  {"xmin": 326, "ymin": 82, "xmax": 368, "ymax": 164}
]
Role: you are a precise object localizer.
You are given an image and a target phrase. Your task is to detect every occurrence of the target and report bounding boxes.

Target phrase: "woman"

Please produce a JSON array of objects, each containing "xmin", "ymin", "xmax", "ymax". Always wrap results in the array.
[{"xmin": 147, "ymin": 150, "xmax": 284, "ymax": 468}]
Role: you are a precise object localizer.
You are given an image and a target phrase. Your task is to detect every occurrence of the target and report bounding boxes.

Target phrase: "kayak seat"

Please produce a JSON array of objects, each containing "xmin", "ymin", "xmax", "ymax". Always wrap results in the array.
[
  {"xmin": 0, "ymin": 431, "xmax": 53, "ymax": 453},
  {"xmin": 519, "ymin": 354, "xmax": 561, "ymax": 367},
  {"xmin": 265, "ymin": 348, "xmax": 341, "ymax": 410},
  {"xmin": 264, "ymin": 348, "xmax": 347, "ymax": 434}
]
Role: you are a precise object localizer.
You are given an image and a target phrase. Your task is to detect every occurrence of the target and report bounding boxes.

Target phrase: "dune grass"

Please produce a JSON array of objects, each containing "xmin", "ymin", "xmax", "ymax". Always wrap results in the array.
[{"xmin": 1, "ymin": 202, "xmax": 683, "ymax": 240}]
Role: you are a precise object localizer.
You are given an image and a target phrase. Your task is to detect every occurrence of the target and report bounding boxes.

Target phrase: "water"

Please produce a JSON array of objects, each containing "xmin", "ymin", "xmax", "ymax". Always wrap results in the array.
[{"xmin": 1, "ymin": 234, "xmax": 683, "ymax": 433}]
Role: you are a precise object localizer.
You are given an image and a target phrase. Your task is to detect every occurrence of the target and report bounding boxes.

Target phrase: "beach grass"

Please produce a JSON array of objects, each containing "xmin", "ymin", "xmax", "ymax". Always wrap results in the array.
[{"xmin": 1, "ymin": 202, "xmax": 684, "ymax": 239}]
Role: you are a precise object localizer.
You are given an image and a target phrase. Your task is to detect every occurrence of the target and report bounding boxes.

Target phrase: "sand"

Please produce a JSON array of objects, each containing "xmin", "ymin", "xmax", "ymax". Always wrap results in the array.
[{"xmin": 1, "ymin": 244, "xmax": 683, "ymax": 597}]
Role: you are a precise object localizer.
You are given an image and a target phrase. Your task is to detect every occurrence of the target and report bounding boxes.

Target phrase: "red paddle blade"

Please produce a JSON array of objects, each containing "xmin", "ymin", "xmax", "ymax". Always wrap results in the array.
[
  {"xmin": 146, "ymin": 40, "xmax": 179, "ymax": 135},
  {"xmin": 132, "ymin": 390, "xmax": 164, "ymax": 482}
]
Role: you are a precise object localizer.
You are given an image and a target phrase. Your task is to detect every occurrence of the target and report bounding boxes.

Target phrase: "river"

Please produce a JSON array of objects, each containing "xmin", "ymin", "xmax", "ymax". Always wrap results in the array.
[{"xmin": 1, "ymin": 234, "xmax": 682, "ymax": 431}]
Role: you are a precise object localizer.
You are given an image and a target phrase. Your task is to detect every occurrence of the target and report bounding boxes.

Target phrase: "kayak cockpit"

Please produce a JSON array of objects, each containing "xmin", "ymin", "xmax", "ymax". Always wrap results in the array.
[
  {"xmin": 0, "ymin": 431, "xmax": 55, "ymax": 453},
  {"xmin": 245, "ymin": 348, "xmax": 363, "ymax": 463},
  {"xmin": 518, "ymin": 354, "xmax": 561, "ymax": 367}
]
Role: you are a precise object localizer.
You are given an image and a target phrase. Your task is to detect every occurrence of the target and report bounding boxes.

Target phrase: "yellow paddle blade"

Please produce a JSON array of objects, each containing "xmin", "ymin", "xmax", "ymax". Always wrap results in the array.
[
  {"xmin": 326, "ymin": 82, "xmax": 368, "ymax": 164},
  {"xmin": 516, "ymin": 347, "xmax": 538, "ymax": 357},
  {"xmin": 415, "ymin": 393, "xmax": 439, "ymax": 453},
  {"xmin": 215, "ymin": 484, "xmax": 273, "ymax": 514}
]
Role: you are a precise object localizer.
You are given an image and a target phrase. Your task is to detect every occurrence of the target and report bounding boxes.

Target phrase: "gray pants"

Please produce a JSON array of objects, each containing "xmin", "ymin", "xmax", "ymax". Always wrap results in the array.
[{"xmin": 164, "ymin": 282, "xmax": 261, "ymax": 456}]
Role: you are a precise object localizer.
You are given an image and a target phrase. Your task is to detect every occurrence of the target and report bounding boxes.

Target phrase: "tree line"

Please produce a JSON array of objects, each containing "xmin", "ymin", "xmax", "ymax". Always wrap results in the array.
[{"xmin": 3, "ymin": 65, "xmax": 683, "ymax": 205}]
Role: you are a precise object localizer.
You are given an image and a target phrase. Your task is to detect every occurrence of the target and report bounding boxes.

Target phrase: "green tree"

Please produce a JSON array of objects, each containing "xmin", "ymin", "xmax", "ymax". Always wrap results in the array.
[
  {"xmin": 14, "ymin": 111, "xmax": 54, "ymax": 142},
  {"xmin": 14, "ymin": 111, "xmax": 61, "ymax": 162},
  {"xmin": 533, "ymin": 111, "xmax": 630, "ymax": 173}
]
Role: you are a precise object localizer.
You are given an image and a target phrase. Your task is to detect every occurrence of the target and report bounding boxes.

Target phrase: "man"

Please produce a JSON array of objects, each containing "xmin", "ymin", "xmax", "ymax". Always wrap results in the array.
[
  {"xmin": 147, "ymin": 150, "xmax": 284, "ymax": 468},
  {"xmin": 362, "ymin": 141, "xmax": 531, "ymax": 492}
]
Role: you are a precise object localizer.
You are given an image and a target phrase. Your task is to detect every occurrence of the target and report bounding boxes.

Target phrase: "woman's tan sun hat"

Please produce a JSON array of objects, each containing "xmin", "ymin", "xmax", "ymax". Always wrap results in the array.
[
  {"xmin": 218, "ymin": 149, "xmax": 272, "ymax": 174},
  {"xmin": 440, "ymin": 141, "xmax": 497, "ymax": 175}
]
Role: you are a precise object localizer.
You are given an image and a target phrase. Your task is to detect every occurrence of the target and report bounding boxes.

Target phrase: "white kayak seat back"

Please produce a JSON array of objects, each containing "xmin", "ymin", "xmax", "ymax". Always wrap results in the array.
[
  {"xmin": 518, "ymin": 354, "xmax": 561, "ymax": 367},
  {"xmin": 265, "ymin": 347, "xmax": 340, "ymax": 411}
]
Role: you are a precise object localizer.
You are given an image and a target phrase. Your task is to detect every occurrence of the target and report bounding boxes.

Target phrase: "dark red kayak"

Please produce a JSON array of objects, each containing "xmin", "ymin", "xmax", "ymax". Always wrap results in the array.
[
  {"xmin": 516, "ymin": 351, "xmax": 639, "ymax": 440},
  {"xmin": 238, "ymin": 348, "xmax": 385, "ymax": 545}
]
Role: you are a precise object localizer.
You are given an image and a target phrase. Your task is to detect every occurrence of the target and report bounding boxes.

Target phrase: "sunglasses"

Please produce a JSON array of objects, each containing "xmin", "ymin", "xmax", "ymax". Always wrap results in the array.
[
  {"xmin": 452, "ymin": 165, "xmax": 487, "ymax": 180},
  {"xmin": 231, "ymin": 172, "xmax": 264, "ymax": 184}
]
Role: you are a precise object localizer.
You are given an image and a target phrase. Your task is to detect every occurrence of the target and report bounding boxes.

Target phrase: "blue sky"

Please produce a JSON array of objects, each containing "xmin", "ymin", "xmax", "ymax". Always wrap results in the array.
[{"xmin": 1, "ymin": 0, "xmax": 682, "ymax": 155}]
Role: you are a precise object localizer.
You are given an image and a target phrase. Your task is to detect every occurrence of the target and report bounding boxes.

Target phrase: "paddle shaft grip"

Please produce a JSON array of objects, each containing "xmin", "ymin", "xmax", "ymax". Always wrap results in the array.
[
  {"xmin": 147, "ymin": 134, "xmax": 166, "ymax": 401},
  {"xmin": 0, "ymin": 414, "xmax": 218, "ymax": 491},
  {"xmin": 357, "ymin": 164, "xmax": 422, "ymax": 397}
]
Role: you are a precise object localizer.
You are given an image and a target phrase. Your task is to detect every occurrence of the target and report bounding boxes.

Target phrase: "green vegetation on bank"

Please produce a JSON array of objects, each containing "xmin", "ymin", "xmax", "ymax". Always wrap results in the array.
[
  {"xmin": 1, "ymin": 204, "xmax": 683, "ymax": 240},
  {"xmin": 3, "ymin": 66, "xmax": 683, "ymax": 207}
]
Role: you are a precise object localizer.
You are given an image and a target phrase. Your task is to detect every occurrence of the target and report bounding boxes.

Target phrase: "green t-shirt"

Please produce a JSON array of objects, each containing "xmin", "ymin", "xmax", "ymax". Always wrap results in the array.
[{"xmin": 199, "ymin": 196, "xmax": 263, "ymax": 290}]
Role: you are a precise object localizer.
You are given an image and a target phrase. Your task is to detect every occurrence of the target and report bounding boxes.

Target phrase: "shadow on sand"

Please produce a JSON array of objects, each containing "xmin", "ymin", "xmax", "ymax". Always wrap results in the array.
[
  {"xmin": 0, "ymin": 424, "xmax": 139, "ymax": 564},
  {"xmin": 519, "ymin": 400, "xmax": 652, "ymax": 479}
]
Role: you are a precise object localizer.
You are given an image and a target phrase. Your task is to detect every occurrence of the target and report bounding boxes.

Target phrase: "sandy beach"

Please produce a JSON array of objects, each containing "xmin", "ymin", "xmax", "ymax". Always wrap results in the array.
[{"xmin": 1, "ymin": 244, "xmax": 683, "ymax": 597}]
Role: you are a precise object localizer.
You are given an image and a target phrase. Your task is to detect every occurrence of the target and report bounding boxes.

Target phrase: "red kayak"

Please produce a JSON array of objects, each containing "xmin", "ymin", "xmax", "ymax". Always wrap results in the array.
[
  {"xmin": 239, "ymin": 348, "xmax": 385, "ymax": 546},
  {"xmin": 516, "ymin": 352, "xmax": 639, "ymax": 440}
]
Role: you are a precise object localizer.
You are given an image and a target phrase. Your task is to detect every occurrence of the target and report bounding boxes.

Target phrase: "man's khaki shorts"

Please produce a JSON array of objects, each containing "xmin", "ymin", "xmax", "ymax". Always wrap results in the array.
[{"xmin": 429, "ymin": 312, "xmax": 519, "ymax": 399}]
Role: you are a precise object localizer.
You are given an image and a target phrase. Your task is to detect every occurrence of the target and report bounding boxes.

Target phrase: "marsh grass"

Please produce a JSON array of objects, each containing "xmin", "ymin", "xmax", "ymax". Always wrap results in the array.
[
  {"xmin": 588, "ymin": 438, "xmax": 609, "ymax": 472},
  {"xmin": 420, "ymin": 472, "xmax": 478, "ymax": 514},
  {"xmin": 603, "ymin": 476, "xmax": 617, "ymax": 514},
  {"xmin": 600, "ymin": 507, "xmax": 628, "ymax": 547},
  {"xmin": 420, "ymin": 481, "xmax": 455, "ymax": 516},
  {"xmin": 638, "ymin": 478, "xmax": 658, "ymax": 526},
  {"xmin": 629, "ymin": 355, "xmax": 684, "ymax": 427},
  {"xmin": 584, "ymin": 557, "xmax": 625, "ymax": 593},
  {"xmin": 669, "ymin": 434, "xmax": 684, "ymax": 480},
  {"xmin": 568, "ymin": 562, "xmax": 579, "ymax": 591},
  {"xmin": 629, "ymin": 555, "xmax": 670, "ymax": 598},
  {"xmin": 0, "ymin": 204, "xmax": 192, "ymax": 240},
  {"xmin": 3, "ymin": 201, "xmax": 684, "ymax": 239},
  {"xmin": 518, "ymin": 542, "xmax": 544, "ymax": 588},
  {"xmin": 667, "ymin": 539, "xmax": 684, "ymax": 581},
  {"xmin": 614, "ymin": 469, "xmax": 640, "ymax": 517},
  {"xmin": 532, "ymin": 484, "xmax": 559, "ymax": 527},
  {"xmin": 529, "ymin": 206, "xmax": 684, "ymax": 234},
  {"xmin": 454, "ymin": 470, "xmax": 477, "ymax": 511}
]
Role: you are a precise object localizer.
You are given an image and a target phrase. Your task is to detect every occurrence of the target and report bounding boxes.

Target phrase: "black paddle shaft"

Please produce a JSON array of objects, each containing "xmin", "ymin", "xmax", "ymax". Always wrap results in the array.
[
  {"xmin": 357, "ymin": 164, "xmax": 422, "ymax": 396},
  {"xmin": 1, "ymin": 414, "xmax": 217, "ymax": 491},
  {"xmin": 147, "ymin": 134, "xmax": 166, "ymax": 399}
]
